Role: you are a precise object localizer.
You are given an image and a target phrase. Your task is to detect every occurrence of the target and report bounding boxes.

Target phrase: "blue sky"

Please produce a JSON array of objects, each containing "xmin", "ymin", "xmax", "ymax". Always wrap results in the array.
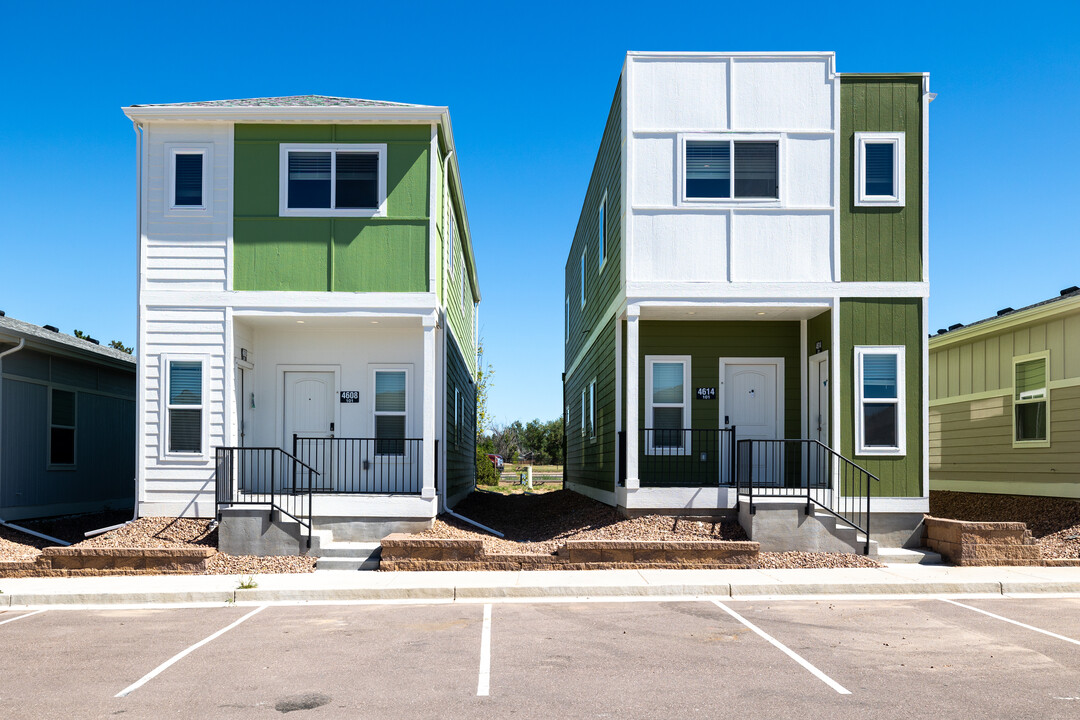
[{"xmin": 1, "ymin": 1, "xmax": 1078, "ymax": 428}]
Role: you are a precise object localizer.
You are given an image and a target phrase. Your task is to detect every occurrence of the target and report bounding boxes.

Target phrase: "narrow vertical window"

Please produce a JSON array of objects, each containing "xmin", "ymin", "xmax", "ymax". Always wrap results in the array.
[
  {"xmin": 581, "ymin": 388, "xmax": 587, "ymax": 438},
  {"xmin": 589, "ymin": 380, "xmax": 597, "ymax": 441},
  {"xmin": 168, "ymin": 360, "xmax": 203, "ymax": 454},
  {"xmin": 1014, "ymin": 355, "xmax": 1049, "ymax": 445},
  {"xmin": 647, "ymin": 358, "xmax": 689, "ymax": 453},
  {"xmin": 374, "ymin": 370, "xmax": 407, "ymax": 456},
  {"xmin": 598, "ymin": 195, "xmax": 607, "ymax": 269},
  {"xmin": 49, "ymin": 388, "xmax": 76, "ymax": 466},
  {"xmin": 174, "ymin": 153, "xmax": 204, "ymax": 206},
  {"xmin": 864, "ymin": 144, "xmax": 894, "ymax": 196},
  {"xmin": 854, "ymin": 347, "xmax": 906, "ymax": 455},
  {"xmin": 580, "ymin": 252, "xmax": 586, "ymax": 309},
  {"xmin": 565, "ymin": 295, "xmax": 570, "ymax": 343},
  {"xmin": 855, "ymin": 132, "xmax": 905, "ymax": 206},
  {"xmin": 455, "ymin": 387, "xmax": 462, "ymax": 445},
  {"xmin": 448, "ymin": 205, "xmax": 456, "ymax": 274}
]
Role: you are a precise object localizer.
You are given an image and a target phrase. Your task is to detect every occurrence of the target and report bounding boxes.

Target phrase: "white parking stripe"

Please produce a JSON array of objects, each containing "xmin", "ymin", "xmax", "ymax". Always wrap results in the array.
[
  {"xmin": 711, "ymin": 600, "xmax": 851, "ymax": 695},
  {"xmin": 477, "ymin": 603, "xmax": 492, "ymax": 696},
  {"xmin": 941, "ymin": 599, "xmax": 1080, "ymax": 647},
  {"xmin": 115, "ymin": 605, "xmax": 268, "ymax": 698},
  {"xmin": 0, "ymin": 609, "xmax": 47, "ymax": 626}
]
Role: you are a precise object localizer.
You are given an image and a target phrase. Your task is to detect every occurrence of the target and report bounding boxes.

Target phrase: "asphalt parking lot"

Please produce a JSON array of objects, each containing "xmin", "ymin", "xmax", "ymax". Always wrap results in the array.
[{"xmin": 2, "ymin": 597, "xmax": 1080, "ymax": 719}]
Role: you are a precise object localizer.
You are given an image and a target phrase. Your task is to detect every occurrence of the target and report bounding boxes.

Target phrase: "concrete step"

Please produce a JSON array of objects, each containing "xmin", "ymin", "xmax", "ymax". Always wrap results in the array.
[
  {"xmin": 318, "ymin": 541, "xmax": 382, "ymax": 559},
  {"xmin": 876, "ymin": 547, "xmax": 943, "ymax": 565},
  {"xmin": 316, "ymin": 556, "xmax": 381, "ymax": 571}
]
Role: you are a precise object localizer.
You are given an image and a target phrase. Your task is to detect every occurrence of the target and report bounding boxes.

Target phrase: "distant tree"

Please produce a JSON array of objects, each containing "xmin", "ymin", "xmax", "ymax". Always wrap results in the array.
[
  {"xmin": 475, "ymin": 340, "xmax": 494, "ymax": 442},
  {"xmin": 542, "ymin": 417, "xmax": 565, "ymax": 465},
  {"xmin": 73, "ymin": 329, "xmax": 89, "ymax": 339},
  {"xmin": 475, "ymin": 447, "xmax": 499, "ymax": 486},
  {"xmin": 109, "ymin": 340, "xmax": 133, "ymax": 354}
]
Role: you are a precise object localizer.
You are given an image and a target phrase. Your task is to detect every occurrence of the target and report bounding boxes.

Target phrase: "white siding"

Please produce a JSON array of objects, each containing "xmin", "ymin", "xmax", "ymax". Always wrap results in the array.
[
  {"xmin": 626, "ymin": 53, "xmax": 838, "ymax": 289},
  {"xmin": 143, "ymin": 123, "xmax": 232, "ymax": 292}
]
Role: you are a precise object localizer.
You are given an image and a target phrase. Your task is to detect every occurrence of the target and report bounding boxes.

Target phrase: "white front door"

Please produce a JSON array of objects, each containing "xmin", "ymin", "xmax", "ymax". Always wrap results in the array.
[
  {"xmin": 284, "ymin": 372, "xmax": 335, "ymax": 490},
  {"xmin": 722, "ymin": 360, "xmax": 782, "ymax": 486},
  {"xmin": 808, "ymin": 351, "xmax": 830, "ymax": 488}
]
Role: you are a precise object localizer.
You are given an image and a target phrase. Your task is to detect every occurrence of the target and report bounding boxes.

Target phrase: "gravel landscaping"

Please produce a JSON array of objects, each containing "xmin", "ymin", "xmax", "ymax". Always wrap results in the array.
[
  {"xmin": 420, "ymin": 489, "xmax": 882, "ymax": 568},
  {"xmin": 930, "ymin": 490, "xmax": 1080, "ymax": 561}
]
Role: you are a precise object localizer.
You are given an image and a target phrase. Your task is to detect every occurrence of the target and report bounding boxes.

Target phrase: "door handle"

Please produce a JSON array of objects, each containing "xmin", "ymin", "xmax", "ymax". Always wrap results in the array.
[{"xmin": 724, "ymin": 415, "xmax": 729, "ymax": 425}]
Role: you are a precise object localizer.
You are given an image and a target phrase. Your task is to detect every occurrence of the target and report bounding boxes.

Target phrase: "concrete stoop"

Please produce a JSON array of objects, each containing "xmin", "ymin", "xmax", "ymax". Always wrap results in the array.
[
  {"xmin": 217, "ymin": 509, "xmax": 382, "ymax": 570},
  {"xmin": 877, "ymin": 547, "xmax": 943, "ymax": 565},
  {"xmin": 737, "ymin": 500, "xmax": 879, "ymax": 556}
]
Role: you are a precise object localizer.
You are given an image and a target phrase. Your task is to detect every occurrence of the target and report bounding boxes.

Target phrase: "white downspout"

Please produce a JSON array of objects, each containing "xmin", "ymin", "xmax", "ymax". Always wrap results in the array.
[
  {"xmin": 0, "ymin": 517, "xmax": 70, "ymax": 546},
  {"xmin": 445, "ymin": 509, "xmax": 504, "ymax": 538},
  {"xmin": 0, "ymin": 339, "xmax": 25, "ymax": 361}
]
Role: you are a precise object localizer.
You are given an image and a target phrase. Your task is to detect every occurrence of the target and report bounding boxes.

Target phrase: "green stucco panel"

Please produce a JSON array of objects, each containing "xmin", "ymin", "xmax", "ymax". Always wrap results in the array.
[
  {"xmin": 840, "ymin": 77, "xmax": 923, "ymax": 283},
  {"xmin": 839, "ymin": 298, "xmax": 923, "ymax": 497},
  {"xmin": 233, "ymin": 124, "xmax": 431, "ymax": 292}
]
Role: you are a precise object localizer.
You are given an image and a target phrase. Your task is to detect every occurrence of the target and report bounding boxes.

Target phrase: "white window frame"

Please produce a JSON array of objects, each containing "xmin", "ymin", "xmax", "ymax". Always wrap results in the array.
[
  {"xmin": 165, "ymin": 144, "xmax": 213, "ymax": 217},
  {"xmin": 580, "ymin": 251, "xmax": 587, "ymax": 309},
  {"xmin": 598, "ymin": 192, "xmax": 608, "ymax": 273},
  {"xmin": 854, "ymin": 346, "xmax": 906, "ymax": 456},
  {"xmin": 461, "ymin": 271, "xmax": 467, "ymax": 317},
  {"xmin": 589, "ymin": 379, "xmax": 597, "ymax": 442},
  {"xmin": 1012, "ymin": 351, "xmax": 1051, "ymax": 448},
  {"xmin": 371, "ymin": 366, "xmax": 410, "ymax": 458},
  {"xmin": 161, "ymin": 355, "xmax": 209, "ymax": 461},
  {"xmin": 854, "ymin": 132, "xmax": 905, "ymax": 207},
  {"xmin": 565, "ymin": 295, "xmax": 570, "ymax": 344},
  {"xmin": 677, "ymin": 133, "xmax": 782, "ymax": 207},
  {"xmin": 447, "ymin": 203, "xmax": 456, "ymax": 274},
  {"xmin": 453, "ymin": 386, "xmax": 460, "ymax": 445},
  {"xmin": 47, "ymin": 387, "xmax": 77, "ymax": 470},
  {"xmin": 278, "ymin": 143, "xmax": 388, "ymax": 217},
  {"xmin": 645, "ymin": 355, "xmax": 691, "ymax": 456},
  {"xmin": 580, "ymin": 387, "xmax": 588, "ymax": 438}
]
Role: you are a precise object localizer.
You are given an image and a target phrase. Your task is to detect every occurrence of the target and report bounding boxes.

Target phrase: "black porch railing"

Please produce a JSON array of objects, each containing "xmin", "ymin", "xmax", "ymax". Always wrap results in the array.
[
  {"xmin": 638, "ymin": 428, "xmax": 737, "ymax": 487},
  {"xmin": 736, "ymin": 439, "xmax": 878, "ymax": 553},
  {"xmin": 293, "ymin": 436, "xmax": 424, "ymax": 494},
  {"xmin": 215, "ymin": 446, "xmax": 316, "ymax": 548}
]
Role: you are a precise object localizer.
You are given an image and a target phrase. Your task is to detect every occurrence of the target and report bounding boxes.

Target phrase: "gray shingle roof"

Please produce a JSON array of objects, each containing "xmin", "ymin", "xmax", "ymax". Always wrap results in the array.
[
  {"xmin": 130, "ymin": 95, "xmax": 427, "ymax": 109},
  {"xmin": 932, "ymin": 286, "xmax": 1080, "ymax": 338},
  {"xmin": 0, "ymin": 315, "xmax": 135, "ymax": 365}
]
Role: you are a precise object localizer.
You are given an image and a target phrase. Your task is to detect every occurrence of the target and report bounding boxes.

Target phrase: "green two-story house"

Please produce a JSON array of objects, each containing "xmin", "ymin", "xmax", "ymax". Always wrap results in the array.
[
  {"xmin": 123, "ymin": 96, "xmax": 480, "ymax": 562},
  {"xmin": 564, "ymin": 53, "xmax": 931, "ymax": 552}
]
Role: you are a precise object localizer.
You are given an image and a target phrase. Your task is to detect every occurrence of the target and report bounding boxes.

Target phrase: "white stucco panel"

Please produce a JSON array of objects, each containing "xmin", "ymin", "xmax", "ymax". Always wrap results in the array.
[
  {"xmin": 632, "ymin": 212, "xmax": 728, "ymax": 282},
  {"xmin": 631, "ymin": 136, "xmax": 676, "ymax": 207},
  {"xmin": 631, "ymin": 59, "xmax": 728, "ymax": 131},
  {"xmin": 783, "ymin": 136, "xmax": 834, "ymax": 207},
  {"xmin": 730, "ymin": 213, "xmax": 832, "ymax": 282},
  {"xmin": 732, "ymin": 59, "xmax": 833, "ymax": 130}
]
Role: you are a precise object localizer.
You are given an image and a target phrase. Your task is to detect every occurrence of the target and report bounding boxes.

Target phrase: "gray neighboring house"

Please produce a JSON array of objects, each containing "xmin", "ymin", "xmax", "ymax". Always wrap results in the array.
[{"xmin": 0, "ymin": 314, "xmax": 136, "ymax": 521}]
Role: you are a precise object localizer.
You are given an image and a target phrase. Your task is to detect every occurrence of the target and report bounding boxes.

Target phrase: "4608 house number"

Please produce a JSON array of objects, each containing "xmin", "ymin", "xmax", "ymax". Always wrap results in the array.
[{"xmin": 340, "ymin": 391, "xmax": 360, "ymax": 404}]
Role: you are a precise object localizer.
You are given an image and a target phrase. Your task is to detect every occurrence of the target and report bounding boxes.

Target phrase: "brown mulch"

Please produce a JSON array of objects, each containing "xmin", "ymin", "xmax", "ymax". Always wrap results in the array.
[
  {"xmin": 420, "ymin": 489, "xmax": 882, "ymax": 568},
  {"xmin": 0, "ymin": 516, "xmax": 314, "ymax": 574},
  {"xmin": 930, "ymin": 490, "xmax": 1080, "ymax": 561}
]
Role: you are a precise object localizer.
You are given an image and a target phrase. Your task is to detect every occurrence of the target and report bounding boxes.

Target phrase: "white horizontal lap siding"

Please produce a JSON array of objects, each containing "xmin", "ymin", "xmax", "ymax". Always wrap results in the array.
[
  {"xmin": 627, "ymin": 54, "xmax": 836, "ymax": 287},
  {"xmin": 143, "ymin": 123, "xmax": 231, "ymax": 292},
  {"xmin": 141, "ymin": 306, "xmax": 227, "ymax": 514}
]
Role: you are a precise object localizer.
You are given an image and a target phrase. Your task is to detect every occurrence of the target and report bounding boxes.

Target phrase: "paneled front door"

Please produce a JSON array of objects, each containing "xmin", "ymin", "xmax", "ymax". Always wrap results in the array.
[
  {"xmin": 722, "ymin": 360, "xmax": 783, "ymax": 485},
  {"xmin": 284, "ymin": 371, "xmax": 335, "ymax": 491}
]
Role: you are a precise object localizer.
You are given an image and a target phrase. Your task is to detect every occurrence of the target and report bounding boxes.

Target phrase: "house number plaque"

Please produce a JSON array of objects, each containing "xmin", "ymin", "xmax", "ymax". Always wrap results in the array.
[
  {"xmin": 340, "ymin": 391, "xmax": 360, "ymax": 403},
  {"xmin": 696, "ymin": 387, "xmax": 716, "ymax": 400}
]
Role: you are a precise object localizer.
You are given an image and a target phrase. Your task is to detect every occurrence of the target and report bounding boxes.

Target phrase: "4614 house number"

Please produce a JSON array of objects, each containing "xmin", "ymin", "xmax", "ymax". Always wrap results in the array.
[{"xmin": 696, "ymin": 387, "xmax": 716, "ymax": 400}]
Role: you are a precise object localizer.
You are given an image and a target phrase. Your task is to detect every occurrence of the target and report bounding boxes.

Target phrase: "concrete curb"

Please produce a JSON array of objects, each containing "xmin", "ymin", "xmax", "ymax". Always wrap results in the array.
[{"xmin": 4, "ymin": 579, "xmax": 1080, "ymax": 607}]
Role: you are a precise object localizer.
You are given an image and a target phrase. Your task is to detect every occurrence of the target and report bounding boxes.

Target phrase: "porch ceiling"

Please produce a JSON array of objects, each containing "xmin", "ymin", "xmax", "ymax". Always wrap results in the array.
[
  {"xmin": 637, "ymin": 304, "xmax": 829, "ymax": 322},
  {"xmin": 234, "ymin": 315, "xmax": 422, "ymax": 330}
]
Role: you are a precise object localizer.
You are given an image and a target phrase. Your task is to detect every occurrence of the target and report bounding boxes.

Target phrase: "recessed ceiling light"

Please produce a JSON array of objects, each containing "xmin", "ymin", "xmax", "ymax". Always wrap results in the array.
[
  {"xmin": 756, "ymin": 312, "xmax": 766, "ymax": 316},
  {"xmin": 687, "ymin": 311, "xmax": 696, "ymax": 315},
  {"xmin": 296, "ymin": 320, "xmax": 305, "ymax": 324},
  {"xmin": 370, "ymin": 320, "xmax": 380, "ymax": 324}
]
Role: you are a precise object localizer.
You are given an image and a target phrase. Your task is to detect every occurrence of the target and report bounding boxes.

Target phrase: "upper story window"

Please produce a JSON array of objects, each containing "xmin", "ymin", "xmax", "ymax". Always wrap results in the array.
[
  {"xmin": 683, "ymin": 137, "xmax": 779, "ymax": 202},
  {"xmin": 448, "ymin": 204, "xmax": 456, "ymax": 274},
  {"xmin": 565, "ymin": 295, "xmax": 570, "ymax": 344},
  {"xmin": 279, "ymin": 144, "xmax": 387, "ymax": 217},
  {"xmin": 580, "ymin": 251, "xmax": 587, "ymax": 309},
  {"xmin": 166, "ymin": 144, "xmax": 212, "ymax": 216},
  {"xmin": 854, "ymin": 132, "xmax": 905, "ymax": 207},
  {"xmin": 854, "ymin": 346, "xmax": 906, "ymax": 456},
  {"xmin": 598, "ymin": 193, "xmax": 608, "ymax": 271},
  {"xmin": 49, "ymin": 388, "xmax": 76, "ymax": 468},
  {"xmin": 1013, "ymin": 353, "xmax": 1049, "ymax": 447}
]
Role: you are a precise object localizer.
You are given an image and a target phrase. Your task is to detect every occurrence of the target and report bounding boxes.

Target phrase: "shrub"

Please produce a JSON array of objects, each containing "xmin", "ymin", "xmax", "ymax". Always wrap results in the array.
[{"xmin": 476, "ymin": 447, "xmax": 500, "ymax": 486}]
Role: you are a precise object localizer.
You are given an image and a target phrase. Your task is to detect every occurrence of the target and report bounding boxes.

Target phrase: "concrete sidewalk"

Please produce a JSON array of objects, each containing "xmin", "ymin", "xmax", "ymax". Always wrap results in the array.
[{"xmin": 3, "ymin": 564, "xmax": 1080, "ymax": 607}]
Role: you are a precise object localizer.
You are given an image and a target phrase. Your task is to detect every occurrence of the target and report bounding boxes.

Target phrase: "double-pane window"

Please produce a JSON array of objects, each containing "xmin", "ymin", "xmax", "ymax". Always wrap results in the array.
[
  {"xmin": 685, "ymin": 140, "xmax": 778, "ymax": 200},
  {"xmin": 168, "ymin": 360, "xmax": 203, "ymax": 454},
  {"xmin": 647, "ymin": 358, "xmax": 689, "ymax": 453},
  {"xmin": 280, "ymin": 144, "xmax": 385, "ymax": 216},
  {"xmin": 374, "ymin": 370, "xmax": 407, "ymax": 456},
  {"xmin": 855, "ymin": 133, "xmax": 905, "ymax": 206},
  {"xmin": 50, "ymin": 389, "xmax": 76, "ymax": 466},
  {"xmin": 855, "ymin": 347, "xmax": 905, "ymax": 455},
  {"xmin": 1014, "ymin": 356, "xmax": 1048, "ymax": 444}
]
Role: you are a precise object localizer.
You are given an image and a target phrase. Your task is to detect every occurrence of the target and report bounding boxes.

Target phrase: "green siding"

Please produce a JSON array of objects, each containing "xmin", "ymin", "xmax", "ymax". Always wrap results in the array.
[
  {"xmin": 565, "ymin": 79, "xmax": 622, "ymax": 370},
  {"xmin": 233, "ymin": 124, "xmax": 431, "ymax": 292},
  {"xmin": 807, "ymin": 310, "xmax": 831, "ymax": 358},
  {"xmin": 444, "ymin": 330, "xmax": 477, "ymax": 507},
  {"xmin": 565, "ymin": 315, "xmax": 617, "ymax": 493},
  {"xmin": 638, "ymin": 321, "xmax": 801, "ymax": 487},
  {"xmin": 839, "ymin": 298, "xmax": 923, "ymax": 497},
  {"xmin": 840, "ymin": 77, "xmax": 923, "ymax": 282}
]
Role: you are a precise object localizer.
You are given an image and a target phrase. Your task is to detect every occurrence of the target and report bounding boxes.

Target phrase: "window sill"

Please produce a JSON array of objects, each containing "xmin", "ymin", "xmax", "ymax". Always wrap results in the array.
[
  {"xmin": 1012, "ymin": 440, "xmax": 1051, "ymax": 449},
  {"xmin": 854, "ymin": 199, "xmax": 904, "ymax": 208},
  {"xmin": 855, "ymin": 448, "xmax": 905, "ymax": 457},
  {"xmin": 279, "ymin": 208, "xmax": 387, "ymax": 218},
  {"xmin": 160, "ymin": 453, "xmax": 211, "ymax": 464},
  {"xmin": 47, "ymin": 464, "xmax": 77, "ymax": 472}
]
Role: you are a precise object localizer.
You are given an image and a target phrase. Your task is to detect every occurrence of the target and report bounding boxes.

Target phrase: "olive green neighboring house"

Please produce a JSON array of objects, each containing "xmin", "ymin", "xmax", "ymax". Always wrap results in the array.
[
  {"xmin": 564, "ymin": 52, "xmax": 932, "ymax": 550},
  {"xmin": 930, "ymin": 286, "xmax": 1080, "ymax": 500}
]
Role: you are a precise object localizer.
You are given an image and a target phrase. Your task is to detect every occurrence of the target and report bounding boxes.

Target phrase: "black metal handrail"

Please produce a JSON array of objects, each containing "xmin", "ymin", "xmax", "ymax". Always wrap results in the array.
[
  {"xmin": 293, "ymin": 436, "xmax": 424, "ymax": 494},
  {"xmin": 638, "ymin": 428, "xmax": 736, "ymax": 487},
  {"xmin": 215, "ymin": 446, "xmax": 317, "ymax": 549},
  {"xmin": 736, "ymin": 438, "xmax": 879, "ymax": 554}
]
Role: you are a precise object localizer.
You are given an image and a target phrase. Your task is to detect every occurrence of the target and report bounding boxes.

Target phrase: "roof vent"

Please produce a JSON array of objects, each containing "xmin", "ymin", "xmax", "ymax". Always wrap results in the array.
[
  {"xmin": 997, "ymin": 307, "xmax": 1014, "ymax": 316},
  {"xmin": 0, "ymin": 310, "xmax": 5, "ymax": 317},
  {"xmin": 88, "ymin": 338, "xmax": 100, "ymax": 345},
  {"xmin": 1061, "ymin": 286, "xmax": 1079, "ymax": 296},
  {"xmin": 948, "ymin": 323, "xmax": 964, "ymax": 331},
  {"xmin": 936, "ymin": 328, "xmax": 948, "ymax": 335},
  {"xmin": 44, "ymin": 324, "xmax": 59, "ymax": 332}
]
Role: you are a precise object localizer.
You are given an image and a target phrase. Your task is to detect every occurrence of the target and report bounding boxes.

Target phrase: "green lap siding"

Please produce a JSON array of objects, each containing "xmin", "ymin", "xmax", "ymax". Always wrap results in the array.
[
  {"xmin": 840, "ymin": 76, "xmax": 924, "ymax": 283},
  {"xmin": 233, "ymin": 124, "xmax": 431, "ymax": 292},
  {"xmin": 444, "ymin": 331, "xmax": 477, "ymax": 508},
  {"xmin": 638, "ymin": 321, "xmax": 801, "ymax": 487},
  {"xmin": 565, "ymin": 315, "xmax": 617, "ymax": 494},
  {"xmin": 839, "ymin": 298, "xmax": 923, "ymax": 497}
]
